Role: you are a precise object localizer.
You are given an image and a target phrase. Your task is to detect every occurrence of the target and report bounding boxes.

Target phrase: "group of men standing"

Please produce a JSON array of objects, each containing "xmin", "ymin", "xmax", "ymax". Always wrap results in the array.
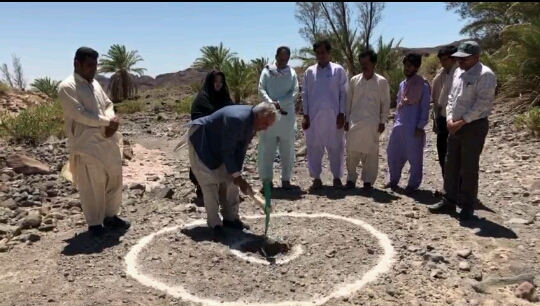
[
  {"xmin": 58, "ymin": 38, "xmax": 496, "ymax": 239},
  {"xmin": 257, "ymin": 39, "xmax": 496, "ymax": 222}
]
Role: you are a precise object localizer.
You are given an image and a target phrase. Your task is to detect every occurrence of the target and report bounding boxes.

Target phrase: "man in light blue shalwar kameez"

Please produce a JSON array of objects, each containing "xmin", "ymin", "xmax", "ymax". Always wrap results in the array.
[{"xmin": 257, "ymin": 46, "xmax": 299, "ymax": 192}]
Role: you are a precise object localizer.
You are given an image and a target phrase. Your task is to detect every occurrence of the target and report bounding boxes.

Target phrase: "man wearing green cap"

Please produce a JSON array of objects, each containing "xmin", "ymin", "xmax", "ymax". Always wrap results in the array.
[{"xmin": 427, "ymin": 41, "xmax": 497, "ymax": 221}]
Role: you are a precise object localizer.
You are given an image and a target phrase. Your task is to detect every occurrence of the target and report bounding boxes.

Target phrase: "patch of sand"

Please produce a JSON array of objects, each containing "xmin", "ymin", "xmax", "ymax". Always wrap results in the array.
[{"xmin": 123, "ymin": 143, "xmax": 175, "ymax": 189}]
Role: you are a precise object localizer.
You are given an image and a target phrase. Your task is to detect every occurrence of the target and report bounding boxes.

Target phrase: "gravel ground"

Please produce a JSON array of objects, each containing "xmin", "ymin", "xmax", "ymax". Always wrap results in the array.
[{"xmin": 0, "ymin": 107, "xmax": 539, "ymax": 306}]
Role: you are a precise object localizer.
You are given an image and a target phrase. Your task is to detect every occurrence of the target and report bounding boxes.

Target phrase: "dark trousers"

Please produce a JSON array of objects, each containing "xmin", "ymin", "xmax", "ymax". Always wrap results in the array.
[
  {"xmin": 436, "ymin": 116, "xmax": 449, "ymax": 175},
  {"xmin": 443, "ymin": 117, "xmax": 489, "ymax": 209}
]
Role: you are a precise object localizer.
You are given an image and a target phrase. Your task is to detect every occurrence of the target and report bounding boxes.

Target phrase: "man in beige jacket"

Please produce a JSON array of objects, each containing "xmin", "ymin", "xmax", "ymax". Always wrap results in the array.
[{"xmin": 58, "ymin": 47, "xmax": 130, "ymax": 237}]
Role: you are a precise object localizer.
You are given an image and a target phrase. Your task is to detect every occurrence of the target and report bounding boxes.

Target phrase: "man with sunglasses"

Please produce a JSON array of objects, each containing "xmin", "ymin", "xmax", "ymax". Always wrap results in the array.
[
  {"xmin": 428, "ymin": 41, "xmax": 497, "ymax": 220},
  {"xmin": 257, "ymin": 46, "xmax": 300, "ymax": 192}
]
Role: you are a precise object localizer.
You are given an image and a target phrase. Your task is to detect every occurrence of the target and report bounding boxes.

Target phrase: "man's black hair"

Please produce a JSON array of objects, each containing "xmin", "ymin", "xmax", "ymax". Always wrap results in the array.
[
  {"xmin": 313, "ymin": 39, "xmax": 332, "ymax": 53},
  {"xmin": 276, "ymin": 46, "xmax": 291, "ymax": 57},
  {"xmin": 437, "ymin": 45, "xmax": 458, "ymax": 58},
  {"xmin": 359, "ymin": 49, "xmax": 378, "ymax": 64},
  {"xmin": 403, "ymin": 52, "xmax": 422, "ymax": 68},
  {"xmin": 74, "ymin": 47, "xmax": 99, "ymax": 63}
]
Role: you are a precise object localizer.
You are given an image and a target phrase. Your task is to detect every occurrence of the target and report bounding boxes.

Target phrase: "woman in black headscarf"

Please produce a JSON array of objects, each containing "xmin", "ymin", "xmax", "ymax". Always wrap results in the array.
[{"xmin": 189, "ymin": 70, "xmax": 233, "ymax": 198}]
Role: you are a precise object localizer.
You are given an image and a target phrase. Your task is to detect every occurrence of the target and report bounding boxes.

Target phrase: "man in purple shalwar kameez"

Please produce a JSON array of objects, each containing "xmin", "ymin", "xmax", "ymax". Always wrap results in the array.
[
  {"xmin": 302, "ymin": 39, "xmax": 348, "ymax": 190},
  {"xmin": 385, "ymin": 53, "xmax": 431, "ymax": 194}
]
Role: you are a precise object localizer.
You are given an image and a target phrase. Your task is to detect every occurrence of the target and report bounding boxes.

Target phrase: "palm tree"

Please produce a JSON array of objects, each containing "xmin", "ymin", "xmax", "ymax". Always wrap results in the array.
[
  {"xmin": 456, "ymin": 2, "xmax": 540, "ymax": 51},
  {"xmin": 30, "ymin": 77, "xmax": 61, "ymax": 98},
  {"xmin": 497, "ymin": 12, "xmax": 540, "ymax": 110},
  {"xmin": 371, "ymin": 36, "xmax": 404, "ymax": 107},
  {"xmin": 292, "ymin": 32, "xmax": 363, "ymax": 77},
  {"xmin": 192, "ymin": 42, "xmax": 238, "ymax": 71},
  {"xmin": 98, "ymin": 44, "xmax": 147, "ymax": 103},
  {"xmin": 250, "ymin": 57, "xmax": 270, "ymax": 78},
  {"xmin": 223, "ymin": 58, "xmax": 255, "ymax": 103}
]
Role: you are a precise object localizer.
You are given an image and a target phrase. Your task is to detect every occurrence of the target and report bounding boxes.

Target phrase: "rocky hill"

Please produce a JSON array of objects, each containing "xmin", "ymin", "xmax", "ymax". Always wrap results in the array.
[
  {"xmin": 0, "ymin": 90, "xmax": 51, "ymax": 114},
  {"xmin": 396, "ymin": 38, "xmax": 477, "ymax": 56},
  {"xmin": 95, "ymin": 68, "xmax": 209, "ymax": 92}
]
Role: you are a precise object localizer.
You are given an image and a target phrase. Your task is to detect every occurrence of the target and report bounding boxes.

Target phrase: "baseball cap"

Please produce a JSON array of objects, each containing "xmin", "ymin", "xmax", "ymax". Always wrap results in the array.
[{"xmin": 452, "ymin": 41, "xmax": 481, "ymax": 58}]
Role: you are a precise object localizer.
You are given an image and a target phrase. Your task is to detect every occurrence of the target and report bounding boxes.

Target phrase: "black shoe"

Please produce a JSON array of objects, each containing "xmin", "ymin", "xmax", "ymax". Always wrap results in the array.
[
  {"xmin": 404, "ymin": 186, "xmax": 417, "ymax": 194},
  {"xmin": 363, "ymin": 182, "xmax": 373, "ymax": 190},
  {"xmin": 223, "ymin": 219, "xmax": 250, "ymax": 231},
  {"xmin": 281, "ymin": 180, "xmax": 292, "ymax": 190},
  {"xmin": 103, "ymin": 216, "xmax": 131, "ymax": 230},
  {"xmin": 458, "ymin": 207, "xmax": 475, "ymax": 221},
  {"xmin": 88, "ymin": 225, "xmax": 105, "ymax": 237},
  {"xmin": 427, "ymin": 200, "xmax": 457, "ymax": 214},
  {"xmin": 310, "ymin": 179, "xmax": 323, "ymax": 191},
  {"xmin": 345, "ymin": 181, "xmax": 355, "ymax": 190},
  {"xmin": 212, "ymin": 225, "xmax": 226, "ymax": 242},
  {"xmin": 333, "ymin": 178, "xmax": 343, "ymax": 188}
]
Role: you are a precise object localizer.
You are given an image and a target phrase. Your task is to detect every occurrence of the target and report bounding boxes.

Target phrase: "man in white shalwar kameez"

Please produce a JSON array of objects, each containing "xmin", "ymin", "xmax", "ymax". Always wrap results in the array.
[
  {"xmin": 344, "ymin": 50, "xmax": 390, "ymax": 190},
  {"xmin": 302, "ymin": 39, "xmax": 348, "ymax": 190},
  {"xmin": 58, "ymin": 47, "xmax": 130, "ymax": 237}
]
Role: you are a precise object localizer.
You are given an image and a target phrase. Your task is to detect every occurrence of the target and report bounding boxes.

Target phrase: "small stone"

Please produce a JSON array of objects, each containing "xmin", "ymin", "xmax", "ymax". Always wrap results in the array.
[
  {"xmin": 458, "ymin": 261, "xmax": 471, "ymax": 271},
  {"xmin": 457, "ymin": 249, "xmax": 472, "ymax": 259},
  {"xmin": 515, "ymin": 281, "xmax": 539, "ymax": 302}
]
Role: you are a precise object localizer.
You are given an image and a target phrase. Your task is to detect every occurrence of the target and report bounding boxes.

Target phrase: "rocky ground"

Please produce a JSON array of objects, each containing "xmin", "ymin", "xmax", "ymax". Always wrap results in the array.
[
  {"xmin": 0, "ymin": 106, "xmax": 539, "ymax": 306},
  {"xmin": 0, "ymin": 90, "xmax": 51, "ymax": 113}
]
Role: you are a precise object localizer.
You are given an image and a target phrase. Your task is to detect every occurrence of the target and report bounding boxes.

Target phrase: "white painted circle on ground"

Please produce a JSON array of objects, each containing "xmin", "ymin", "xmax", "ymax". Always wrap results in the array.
[
  {"xmin": 125, "ymin": 212, "xmax": 396, "ymax": 306},
  {"xmin": 228, "ymin": 215, "xmax": 304, "ymax": 265}
]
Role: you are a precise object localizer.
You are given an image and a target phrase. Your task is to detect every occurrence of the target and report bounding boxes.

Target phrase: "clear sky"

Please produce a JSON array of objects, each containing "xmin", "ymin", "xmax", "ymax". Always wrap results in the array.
[{"xmin": 1, "ymin": 2, "xmax": 468, "ymax": 84}]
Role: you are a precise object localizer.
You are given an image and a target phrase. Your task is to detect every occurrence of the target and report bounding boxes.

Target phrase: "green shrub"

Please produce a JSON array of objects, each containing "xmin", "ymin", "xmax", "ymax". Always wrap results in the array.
[
  {"xmin": 515, "ymin": 106, "xmax": 540, "ymax": 136},
  {"xmin": 0, "ymin": 82, "xmax": 9, "ymax": 94},
  {"xmin": 115, "ymin": 99, "xmax": 145, "ymax": 114},
  {"xmin": 0, "ymin": 100, "xmax": 64, "ymax": 144},
  {"xmin": 420, "ymin": 55, "xmax": 441, "ymax": 81},
  {"xmin": 174, "ymin": 95, "xmax": 194, "ymax": 114}
]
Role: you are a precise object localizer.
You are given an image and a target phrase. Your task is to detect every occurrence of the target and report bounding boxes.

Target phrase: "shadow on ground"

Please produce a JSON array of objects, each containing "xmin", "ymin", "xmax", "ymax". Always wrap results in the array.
[
  {"xmin": 180, "ymin": 226, "xmax": 284, "ymax": 263},
  {"xmin": 270, "ymin": 185, "xmax": 306, "ymax": 201},
  {"xmin": 307, "ymin": 186, "xmax": 346, "ymax": 199},
  {"xmin": 344, "ymin": 188, "xmax": 401, "ymax": 204},
  {"xmin": 181, "ymin": 225, "xmax": 261, "ymax": 246},
  {"xmin": 61, "ymin": 228, "xmax": 128, "ymax": 256},
  {"xmin": 459, "ymin": 217, "xmax": 518, "ymax": 239},
  {"xmin": 394, "ymin": 188, "xmax": 440, "ymax": 205}
]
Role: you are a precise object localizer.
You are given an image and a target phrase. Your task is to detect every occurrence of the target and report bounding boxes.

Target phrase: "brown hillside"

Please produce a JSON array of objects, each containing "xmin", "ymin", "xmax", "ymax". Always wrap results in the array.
[
  {"xmin": 396, "ymin": 39, "xmax": 478, "ymax": 56},
  {"xmin": 96, "ymin": 68, "xmax": 209, "ymax": 93},
  {"xmin": 0, "ymin": 89, "xmax": 51, "ymax": 114}
]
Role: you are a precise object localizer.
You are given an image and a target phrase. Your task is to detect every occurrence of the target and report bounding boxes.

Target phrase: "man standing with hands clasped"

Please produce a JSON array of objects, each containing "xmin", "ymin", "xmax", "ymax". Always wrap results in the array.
[
  {"xmin": 302, "ymin": 39, "xmax": 348, "ymax": 190},
  {"xmin": 58, "ymin": 47, "xmax": 129, "ymax": 237},
  {"xmin": 344, "ymin": 49, "xmax": 390, "ymax": 191},
  {"xmin": 428, "ymin": 41, "xmax": 497, "ymax": 220},
  {"xmin": 257, "ymin": 46, "xmax": 299, "ymax": 192}
]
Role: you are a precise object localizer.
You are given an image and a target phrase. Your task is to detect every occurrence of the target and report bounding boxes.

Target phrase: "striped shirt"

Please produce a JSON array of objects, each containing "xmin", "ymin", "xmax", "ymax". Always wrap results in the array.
[{"xmin": 446, "ymin": 62, "xmax": 497, "ymax": 123}]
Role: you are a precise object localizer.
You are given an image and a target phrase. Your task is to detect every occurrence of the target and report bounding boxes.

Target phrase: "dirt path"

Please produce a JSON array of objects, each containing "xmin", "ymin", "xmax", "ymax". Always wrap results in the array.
[{"xmin": 0, "ymin": 112, "xmax": 539, "ymax": 306}]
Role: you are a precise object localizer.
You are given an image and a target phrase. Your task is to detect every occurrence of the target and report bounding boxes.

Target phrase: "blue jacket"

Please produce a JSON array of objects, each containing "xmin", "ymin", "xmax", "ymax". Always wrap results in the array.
[{"xmin": 188, "ymin": 105, "xmax": 255, "ymax": 175}]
